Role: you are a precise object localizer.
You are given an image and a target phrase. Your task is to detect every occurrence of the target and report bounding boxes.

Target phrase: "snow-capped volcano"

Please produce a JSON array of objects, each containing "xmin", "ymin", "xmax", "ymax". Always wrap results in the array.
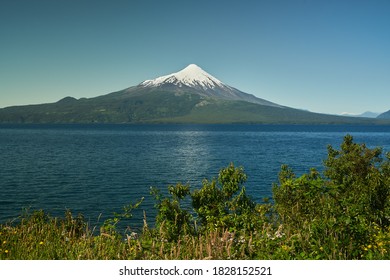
[
  {"xmin": 139, "ymin": 64, "xmax": 282, "ymax": 107},
  {"xmin": 2, "ymin": 63, "xmax": 388, "ymax": 124},
  {"xmin": 140, "ymin": 64, "xmax": 225, "ymax": 89}
]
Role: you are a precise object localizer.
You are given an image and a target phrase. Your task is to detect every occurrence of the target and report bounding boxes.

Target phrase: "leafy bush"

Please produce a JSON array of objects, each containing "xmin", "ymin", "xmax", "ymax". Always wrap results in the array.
[
  {"xmin": 191, "ymin": 163, "xmax": 259, "ymax": 232},
  {"xmin": 273, "ymin": 135, "xmax": 390, "ymax": 259},
  {"xmin": 150, "ymin": 184, "xmax": 193, "ymax": 241}
]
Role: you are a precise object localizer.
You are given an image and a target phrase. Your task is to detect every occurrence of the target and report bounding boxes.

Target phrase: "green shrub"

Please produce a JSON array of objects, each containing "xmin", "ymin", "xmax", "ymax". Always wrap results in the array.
[
  {"xmin": 272, "ymin": 135, "xmax": 390, "ymax": 259},
  {"xmin": 150, "ymin": 183, "xmax": 193, "ymax": 241}
]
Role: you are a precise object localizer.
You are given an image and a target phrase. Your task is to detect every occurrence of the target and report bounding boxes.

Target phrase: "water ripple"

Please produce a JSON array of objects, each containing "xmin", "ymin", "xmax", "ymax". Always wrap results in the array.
[{"xmin": 1, "ymin": 124, "xmax": 389, "ymax": 228}]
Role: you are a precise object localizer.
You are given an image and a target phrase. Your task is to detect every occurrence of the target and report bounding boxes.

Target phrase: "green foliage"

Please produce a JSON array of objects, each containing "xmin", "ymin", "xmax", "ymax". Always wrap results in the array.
[
  {"xmin": 191, "ymin": 163, "xmax": 259, "ymax": 232},
  {"xmin": 273, "ymin": 166, "xmax": 325, "ymax": 228},
  {"xmin": 272, "ymin": 135, "xmax": 390, "ymax": 259},
  {"xmin": 324, "ymin": 135, "xmax": 390, "ymax": 228},
  {"xmin": 101, "ymin": 198, "xmax": 144, "ymax": 235},
  {"xmin": 148, "ymin": 163, "xmax": 267, "ymax": 248},
  {"xmin": 150, "ymin": 184, "xmax": 193, "ymax": 241}
]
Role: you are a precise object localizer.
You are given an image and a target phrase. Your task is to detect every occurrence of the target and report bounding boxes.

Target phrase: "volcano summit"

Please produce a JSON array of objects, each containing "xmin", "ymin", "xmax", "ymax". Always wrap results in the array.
[
  {"xmin": 141, "ymin": 64, "xmax": 225, "ymax": 89},
  {"xmin": 135, "ymin": 64, "xmax": 281, "ymax": 107}
]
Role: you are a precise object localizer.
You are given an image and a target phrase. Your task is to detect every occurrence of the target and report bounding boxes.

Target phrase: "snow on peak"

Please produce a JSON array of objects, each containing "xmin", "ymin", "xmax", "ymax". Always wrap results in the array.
[{"xmin": 140, "ymin": 64, "xmax": 226, "ymax": 89}]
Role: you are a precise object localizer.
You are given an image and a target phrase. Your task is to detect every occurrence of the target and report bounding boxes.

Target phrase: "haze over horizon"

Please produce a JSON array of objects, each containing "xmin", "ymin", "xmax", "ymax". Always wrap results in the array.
[{"xmin": 1, "ymin": 0, "xmax": 389, "ymax": 115}]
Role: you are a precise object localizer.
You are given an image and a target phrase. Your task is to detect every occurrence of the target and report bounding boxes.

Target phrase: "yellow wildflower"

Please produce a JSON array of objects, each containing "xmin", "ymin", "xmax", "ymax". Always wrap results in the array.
[
  {"xmin": 367, "ymin": 245, "xmax": 372, "ymax": 249},
  {"xmin": 5, "ymin": 250, "xmax": 8, "ymax": 253},
  {"xmin": 281, "ymin": 245, "xmax": 289, "ymax": 251},
  {"xmin": 39, "ymin": 241, "xmax": 44, "ymax": 245}
]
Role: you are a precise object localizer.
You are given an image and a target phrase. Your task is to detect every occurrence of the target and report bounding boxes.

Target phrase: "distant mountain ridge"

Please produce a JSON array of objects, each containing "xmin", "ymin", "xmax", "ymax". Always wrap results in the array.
[
  {"xmin": 377, "ymin": 110, "xmax": 390, "ymax": 119},
  {"xmin": 0, "ymin": 64, "xmax": 389, "ymax": 124},
  {"xmin": 340, "ymin": 111, "xmax": 381, "ymax": 118}
]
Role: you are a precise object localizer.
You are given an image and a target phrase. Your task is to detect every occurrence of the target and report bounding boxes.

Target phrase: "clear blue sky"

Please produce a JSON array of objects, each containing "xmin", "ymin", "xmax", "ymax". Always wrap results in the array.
[{"xmin": 1, "ymin": 0, "xmax": 389, "ymax": 114}]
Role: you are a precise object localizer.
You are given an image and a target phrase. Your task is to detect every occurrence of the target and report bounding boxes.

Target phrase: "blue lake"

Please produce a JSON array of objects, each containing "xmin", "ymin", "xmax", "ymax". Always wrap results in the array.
[{"xmin": 1, "ymin": 124, "xmax": 389, "ymax": 230}]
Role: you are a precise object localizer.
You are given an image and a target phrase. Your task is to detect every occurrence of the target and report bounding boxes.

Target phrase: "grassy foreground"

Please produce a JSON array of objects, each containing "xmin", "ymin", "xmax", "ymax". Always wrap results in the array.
[{"xmin": 1, "ymin": 135, "xmax": 390, "ymax": 260}]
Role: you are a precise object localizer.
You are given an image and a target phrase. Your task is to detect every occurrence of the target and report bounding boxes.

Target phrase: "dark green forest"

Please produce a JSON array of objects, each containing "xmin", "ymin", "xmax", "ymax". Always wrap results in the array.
[{"xmin": 1, "ymin": 90, "xmax": 390, "ymax": 124}]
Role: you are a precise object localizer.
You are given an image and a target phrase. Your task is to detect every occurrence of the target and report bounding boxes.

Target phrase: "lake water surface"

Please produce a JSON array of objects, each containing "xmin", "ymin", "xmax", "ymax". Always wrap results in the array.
[{"xmin": 1, "ymin": 124, "xmax": 389, "ymax": 229}]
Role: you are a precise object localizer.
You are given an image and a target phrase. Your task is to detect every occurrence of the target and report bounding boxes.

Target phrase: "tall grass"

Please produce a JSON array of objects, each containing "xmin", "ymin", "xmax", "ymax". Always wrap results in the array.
[{"xmin": 1, "ymin": 208, "xmax": 389, "ymax": 260}]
